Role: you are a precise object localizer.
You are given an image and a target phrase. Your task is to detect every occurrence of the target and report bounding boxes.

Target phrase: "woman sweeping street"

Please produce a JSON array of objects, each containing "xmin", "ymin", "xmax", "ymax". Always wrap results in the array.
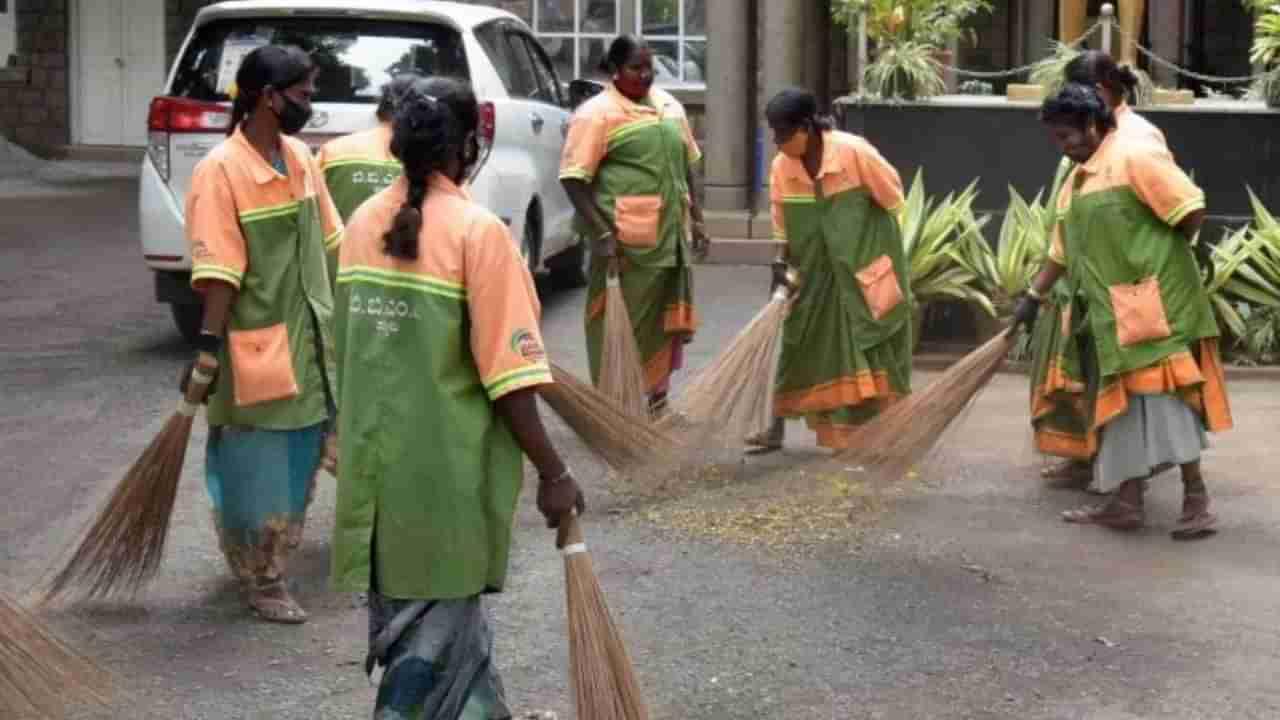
[
  {"xmin": 330, "ymin": 76, "xmax": 585, "ymax": 718},
  {"xmin": 1029, "ymin": 49, "xmax": 1174, "ymax": 489},
  {"xmin": 560, "ymin": 34, "xmax": 707, "ymax": 415},
  {"xmin": 317, "ymin": 73, "xmax": 419, "ymax": 223},
  {"xmin": 183, "ymin": 45, "xmax": 342, "ymax": 623},
  {"xmin": 1013, "ymin": 83, "xmax": 1230, "ymax": 538},
  {"xmin": 749, "ymin": 88, "xmax": 912, "ymax": 452}
]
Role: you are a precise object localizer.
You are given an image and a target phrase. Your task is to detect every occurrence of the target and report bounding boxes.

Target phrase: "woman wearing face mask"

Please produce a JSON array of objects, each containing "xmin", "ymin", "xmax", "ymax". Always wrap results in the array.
[
  {"xmin": 1029, "ymin": 52, "xmax": 1175, "ymax": 490},
  {"xmin": 1012, "ymin": 83, "xmax": 1230, "ymax": 538},
  {"xmin": 183, "ymin": 45, "xmax": 343, "ymax": 623},
  {"xmin": 750, "ymin": 88, "xmax": 912, "ymax": 452},
  {"xmin": 331, "ymin": 76, "xmax": 584, "ymax": 719},
  {"xmin": 318, "ymin": 73, "xmax": 421, "ymax": 223},
  {"xmin": 560, "ymin": 34, "xmax": 707, "ymax": 416}
]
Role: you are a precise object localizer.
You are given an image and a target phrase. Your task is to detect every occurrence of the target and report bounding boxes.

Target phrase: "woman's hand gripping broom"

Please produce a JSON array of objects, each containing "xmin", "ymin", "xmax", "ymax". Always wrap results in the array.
[{"xmin": 43, "ymin": 355, "xmax": 219, "ymax": 603}]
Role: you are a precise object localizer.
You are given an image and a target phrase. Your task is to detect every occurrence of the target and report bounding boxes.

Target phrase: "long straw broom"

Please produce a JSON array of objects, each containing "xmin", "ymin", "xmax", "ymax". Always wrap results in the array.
[
  {"xmin": 541, "ymin": 362, "xmax": 684, "ymax": 472},
  {"xmin": 658, "ymin": 268, "xmax": 800, "ymax": 443},
  {"xmin": 44, "ymin": 359, "xmax": 218, "ymax": 603},
  {"xmin": 0, "ymin": 591, "xmax": 112, "ymax": 717},
  {"xmin": 836, "ymin": 328, "xmax": 1016, "ymax": 481},
  {"xmin": 598, "ymin": 262, "xmax": 650, "ymax": 420},
  {"xmin": 557, "ymin": 513, "xmax": 648, "ymax": 720}
]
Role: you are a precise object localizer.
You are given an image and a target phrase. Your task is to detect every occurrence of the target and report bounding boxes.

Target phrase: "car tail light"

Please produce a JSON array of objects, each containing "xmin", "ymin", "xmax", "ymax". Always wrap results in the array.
[
  {"xmin": 146, "ymin": 96, "xmax": 230, "ymax": 181},
  {"xmin": 468, "ymin": 101, "xmax": 496, "ymax": 185}
]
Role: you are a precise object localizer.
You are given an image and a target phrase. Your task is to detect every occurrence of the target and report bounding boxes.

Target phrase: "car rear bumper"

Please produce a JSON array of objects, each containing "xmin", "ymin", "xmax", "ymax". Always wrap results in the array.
[{"xmin": 139, "ymin": 156, "xmax": 191, "ymax": 272}]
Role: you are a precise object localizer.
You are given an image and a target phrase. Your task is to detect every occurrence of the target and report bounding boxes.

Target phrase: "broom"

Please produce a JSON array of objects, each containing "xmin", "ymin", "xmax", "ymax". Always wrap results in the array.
[
  {"xmin": 541, "ymin": 362, "xmax": 684, "ymax": 473},
  {"xmin": 658, "ymin": 267, "xmax": 800, "ymax": 444},
  {"xmin": 836, "ymin": 328, "xmax": 1016, "ymax": 481},
  {"xmin": 557, "ymin": 513, "xmax": 648, "ymax": 720},
  {"xmin": 598, "ymin": 261, "xmax": 650, "ymax": 420},
  {"xmin": 0, "ymin": 591, "xmax": 112, "ymax": 717},
  {"xmin": 44, "ymin": 358, "xmax": 218, "ymax": 603}
]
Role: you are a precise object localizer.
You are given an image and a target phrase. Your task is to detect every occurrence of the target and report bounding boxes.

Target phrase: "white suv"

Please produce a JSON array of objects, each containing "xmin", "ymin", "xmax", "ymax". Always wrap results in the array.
[{"xmin": 140, "ymin": 0, "xmax": 584, "ymax": 342}]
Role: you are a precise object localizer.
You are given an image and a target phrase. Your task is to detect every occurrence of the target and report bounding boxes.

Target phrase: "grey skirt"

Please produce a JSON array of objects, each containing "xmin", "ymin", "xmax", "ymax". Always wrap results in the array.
[{"xmin": 1092, "ymin": 393, "xmax": 1208, "ymax": 493}]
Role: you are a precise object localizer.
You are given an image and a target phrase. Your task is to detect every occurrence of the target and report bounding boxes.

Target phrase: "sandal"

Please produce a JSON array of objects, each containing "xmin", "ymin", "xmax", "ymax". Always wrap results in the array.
[
  {"xmin": 248, "ymin": 580, "xmax": 308, "ymax": 625},
  {"xmin": 744, "ymin": 430, "xmax": 783, "ymax": 455},
  {"xmin": 1171, "ymin": 492, "xmax": 1217, "ymax": 541},
  {"xmin": 1062, "ymin": 500, "xmax": 1144, "ymax": 531}
]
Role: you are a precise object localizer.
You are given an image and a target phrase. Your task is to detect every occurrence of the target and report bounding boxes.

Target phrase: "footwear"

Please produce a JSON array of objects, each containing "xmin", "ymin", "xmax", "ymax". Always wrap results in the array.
[
  {"xmin": 744, "ymin": 431, "xmax": 782, "ymax": 455},
  {"xmin": 248, "ymin": 579, "xmax": 308, "ymax": 624},
  {"xmin": 1062, "ymin": 500, "xmax": 1144, "ymax": 531},
  {"xmin": 1171, "ymin": 492, "xmax": 1217, "ymax": 541},
  {"xmin": 1041, "ymin": 459, "xmax": 1092, "ymax": 490}
]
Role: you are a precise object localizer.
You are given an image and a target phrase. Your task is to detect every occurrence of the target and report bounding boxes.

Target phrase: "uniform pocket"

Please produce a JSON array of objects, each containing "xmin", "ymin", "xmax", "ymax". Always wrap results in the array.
[
  {"xmin": 1110, "ymin": 276, "xmax": 1172, "ymax": 347},
  {"xmin": 854, "ymin": 254, "xmax": 904, "ymax": 321},
  {"xmin": 613, "ymin": 195, "xmax": 662, "ymax": 248},
  {"xmin": 228, "ymin": 323, "xmax": 300, "ymax": 407}
]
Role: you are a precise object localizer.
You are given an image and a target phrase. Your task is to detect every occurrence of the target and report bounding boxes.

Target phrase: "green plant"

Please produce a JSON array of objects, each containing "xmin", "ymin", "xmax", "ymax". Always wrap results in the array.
[
  {"xmin": 865, "ymin": 40, "xmax": 946, "ymax": 100},
  {"xmin": 1251, "ymin": 5, "xmax": 1280, "ymax": 66},
  {"xmin": 833, "ymin": 0, "xmax": 993, "ymax": 49},
  {"xmin": 1028, "ymin": 42, "xmax": 1081, "ymax": 98},
  {"xmin": 966, "ymin": 187, "xmax": 1056, "ymax": 314},
  {"xmin": 900, "ymin": 171, "xmax": 996, "ymax": 320},
  {"xmin": 958, "ymin": 79, "xmax": 994, "ymax": 95}
]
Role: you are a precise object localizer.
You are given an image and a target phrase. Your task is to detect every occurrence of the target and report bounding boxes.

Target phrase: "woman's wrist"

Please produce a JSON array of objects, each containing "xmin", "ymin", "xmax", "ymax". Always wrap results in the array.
[{"xmin": 539, "ymin": 466, "xmax": 571, "ymax": 484}]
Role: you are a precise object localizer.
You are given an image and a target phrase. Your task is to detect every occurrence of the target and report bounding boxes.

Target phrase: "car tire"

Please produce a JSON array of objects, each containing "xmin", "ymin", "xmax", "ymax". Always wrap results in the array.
[
  {"xmin": 550, "ymin": 236, "xmax": 589, "ymax": 289},
  {"xmin": 521, "ymin": 205, "xmax": 542, "ymax": 275},
  {"xmin": 170, "ymin": 302, "xmax": 204, "ymax": 346}
]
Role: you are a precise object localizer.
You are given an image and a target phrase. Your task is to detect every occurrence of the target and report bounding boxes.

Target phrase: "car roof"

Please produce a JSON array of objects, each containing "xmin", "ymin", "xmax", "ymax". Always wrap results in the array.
[{"xmin": 195, "ymin": 0, "xmax": 518, "ymax": 30}]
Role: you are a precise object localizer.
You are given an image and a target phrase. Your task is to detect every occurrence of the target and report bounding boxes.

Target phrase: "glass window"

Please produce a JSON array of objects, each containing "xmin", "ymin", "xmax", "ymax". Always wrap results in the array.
[
  {"xmin": 504, "ymin": 32, "xmax": 541, "ymax": 99},
  {"xmin": 637, "ymin": 0, "xmax": 706, "ymax": 87},
  {"xmin": 170, "ymin": 18, "xmax": 468, "ymax": 103},
  {"xmin": 529, "ymin": 0, "xmax": 619, "ymax": 81},
  {"xmin": 518, "ymin": 34, "xmax": 566, "ymax": 106}
]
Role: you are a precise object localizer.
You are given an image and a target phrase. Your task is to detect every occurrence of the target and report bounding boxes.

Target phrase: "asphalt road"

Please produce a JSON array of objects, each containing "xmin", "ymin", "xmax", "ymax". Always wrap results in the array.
[{"xmin": 3, "ymin": 174, "xmax": 1280, "ymax": 719}]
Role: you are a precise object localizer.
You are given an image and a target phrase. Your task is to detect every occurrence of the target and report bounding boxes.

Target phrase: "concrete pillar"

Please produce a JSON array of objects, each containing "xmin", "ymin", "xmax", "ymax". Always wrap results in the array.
[
  {"xmin": 702, "ymin": 0, "xmax": 753, "ymax": 212},
  {"xmin": 755, "ymin": 0, "xmax": 808, "ymax": 212},
  {"xmin": 1149, "ymin": 0, "xmax": 1184, "ymax": 87},
  {"xmin": 1022, "ymin": 0, "xmax": 1055, "ymax": 63}
]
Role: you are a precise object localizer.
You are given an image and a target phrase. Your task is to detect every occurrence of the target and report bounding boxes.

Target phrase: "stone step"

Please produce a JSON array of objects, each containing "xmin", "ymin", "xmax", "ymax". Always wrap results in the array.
[{"xmin": 704, "ymin": 236, "xmax": 783, "ymax": 265}]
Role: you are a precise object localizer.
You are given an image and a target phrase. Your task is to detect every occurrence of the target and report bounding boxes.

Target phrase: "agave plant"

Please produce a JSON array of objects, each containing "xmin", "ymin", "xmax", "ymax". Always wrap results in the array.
[
  {"xmin": 865, "ymin": 41, "xmax": 946, "ymax": 101},
  {"xmin": 1217, "ymin": 190, "xmax": 1280, "ymax": 362},
  {"xmin": 900, "ymin": 171, "xmax": 996, "ymax": 322}
]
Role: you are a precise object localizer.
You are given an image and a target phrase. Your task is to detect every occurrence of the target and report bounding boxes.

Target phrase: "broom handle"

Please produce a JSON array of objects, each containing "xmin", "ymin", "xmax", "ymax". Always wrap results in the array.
[
  {"xmin": 180, "ymin": 356, "xmax": 218, "ymax": 415},
  {"xmin": 556, "ymin": 511, "xmax": 585, "ymax": 551}
]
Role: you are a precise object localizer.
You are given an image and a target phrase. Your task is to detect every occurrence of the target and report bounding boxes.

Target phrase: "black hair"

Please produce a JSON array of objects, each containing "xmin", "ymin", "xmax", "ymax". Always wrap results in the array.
[
  {"xmin": 383, "ymin": 76, "xmax": 479, "ymax": 261},
  {"xmin": 764, "ymin": 88, "xmax": 836, "ymax": 134},
  {"xmin": 599, "ymin": 34, "xmax": 649, "ymax": 74},
  {"xmin": 226, "ymin": 45, "xmax": 314, "ymax": 136},
  {"xmin": 376, "ymin": 73, "xmax": 423, "ymax": 123},
  {"xmin": 1040, "ymin": 82, "xmax": 1117, "ymax": 132},
  {"xmin": 1064, "ymin": 50, "xmax": 1140, "ymax": 105}
]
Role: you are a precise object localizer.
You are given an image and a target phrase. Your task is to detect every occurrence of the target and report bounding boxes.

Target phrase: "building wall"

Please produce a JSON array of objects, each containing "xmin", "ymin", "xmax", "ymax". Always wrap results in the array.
[
  {"xmin": 0, "ymin": 0, "xmax": 69, "ymax": 151},
  {"xmin": 1, "ymin": 2, "xmax": 16, "ymax": 64}
]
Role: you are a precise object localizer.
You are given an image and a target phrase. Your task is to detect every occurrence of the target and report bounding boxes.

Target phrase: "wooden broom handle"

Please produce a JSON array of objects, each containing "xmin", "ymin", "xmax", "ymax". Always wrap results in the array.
[{"xmin": 556, "ymin": 511, "xmax": 584, "ymax": 550}]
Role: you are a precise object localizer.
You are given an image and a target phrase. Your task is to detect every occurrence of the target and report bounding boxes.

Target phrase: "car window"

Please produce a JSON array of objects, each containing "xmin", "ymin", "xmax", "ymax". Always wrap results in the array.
[
  {"xmin": 170, "ymin": 18, "xmax": 468, "ymax": 103},
  {"xmin": 517, "ymin": 34, "xmax": 564, "ymax": 107},
  {"xmin": 502, "ymin": 32, "xmax": 541, "ymax": 100},
  {"xmin": 474, "ymin": 22, "xmax": 519, "ymax": 95}
]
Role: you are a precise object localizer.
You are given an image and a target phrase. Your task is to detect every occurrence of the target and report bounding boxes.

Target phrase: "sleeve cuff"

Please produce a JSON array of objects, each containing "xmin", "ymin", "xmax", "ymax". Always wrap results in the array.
[
  {"xmin": 559, "ymin": 168, "xmax": 594, "ymax": 183},
  {"xmin": 1164, "ymin": 196, "xmax": 1205, "ymax": 227},
  {"xmin": 191, "ymin": 264, "xmax": 244, "ymax": 290},
  {"xmin": 325, "ymin": 229, "xmax": 343, "ymax": 252},
  {"xmin": 484, "ymin": 364, "xmax": 554, "ymax": 401}
]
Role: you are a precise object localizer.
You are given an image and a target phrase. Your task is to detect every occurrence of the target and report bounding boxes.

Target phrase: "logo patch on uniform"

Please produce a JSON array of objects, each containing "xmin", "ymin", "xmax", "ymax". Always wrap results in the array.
[{"xmin": 510, "ymin": 329, "xmax": 545, "ymax": 362}]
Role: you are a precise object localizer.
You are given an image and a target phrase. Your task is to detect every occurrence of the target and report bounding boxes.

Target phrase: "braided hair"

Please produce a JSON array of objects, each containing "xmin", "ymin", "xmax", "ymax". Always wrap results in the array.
[
  {"xmin": 226, "ymin": 45, "xmax": 314, "ymax": 136},
  {"xmin": 764, "ymin": 88, "xmax": 836, "ymax": 135},
  {"xmin": 1040, "ymin": 82, "xmax": 1118, "ymax": 133},
  {"xmin": 383, "ymin": 76, "xmax": 480, "ymax": 261},
  {"xmin": 1065, "ymin": 50, "xmax": 1140, "ymax": 106}
]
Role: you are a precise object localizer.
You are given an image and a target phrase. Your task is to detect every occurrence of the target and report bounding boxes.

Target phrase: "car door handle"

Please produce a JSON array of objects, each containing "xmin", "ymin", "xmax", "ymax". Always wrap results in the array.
[{"xmin": 530, "ymin": 112, "xmax": 544, "ymax": 134}]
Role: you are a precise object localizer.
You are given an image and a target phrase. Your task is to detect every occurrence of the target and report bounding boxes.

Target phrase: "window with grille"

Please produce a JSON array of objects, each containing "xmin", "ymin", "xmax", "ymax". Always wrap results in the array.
[{"xmin": 637, "ymin": 0, "xmax": 705, "ymax": 87}]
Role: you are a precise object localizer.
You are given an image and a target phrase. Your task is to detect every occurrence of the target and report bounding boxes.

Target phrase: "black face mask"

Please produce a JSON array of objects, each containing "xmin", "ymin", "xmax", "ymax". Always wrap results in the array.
[{"xmin": 273, "ymin": 93, "xmax": 312, "ymax": 136}]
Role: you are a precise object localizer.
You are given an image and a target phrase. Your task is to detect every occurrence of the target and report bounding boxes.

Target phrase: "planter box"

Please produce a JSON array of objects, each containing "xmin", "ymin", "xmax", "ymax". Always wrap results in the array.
[
  {"xmin": 1006, "ymin": 83, "xmax": 1045, "ymax": 103},
  {"xmin": 1153, "ymin": 89, "xmax": 1195, "ymax": 106}
]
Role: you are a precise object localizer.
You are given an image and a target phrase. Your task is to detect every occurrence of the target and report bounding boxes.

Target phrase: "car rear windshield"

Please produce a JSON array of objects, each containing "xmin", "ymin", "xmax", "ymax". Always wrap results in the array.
[{"xmin": 170, "ymin": 17, "xmax": 469, "ymax": 103}]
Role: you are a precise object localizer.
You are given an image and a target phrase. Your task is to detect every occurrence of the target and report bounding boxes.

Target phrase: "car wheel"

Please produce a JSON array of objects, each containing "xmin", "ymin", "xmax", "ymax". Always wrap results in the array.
[
  {"xmin": 170, "ymin": 302, "xmax": 203, "ymax": 346},
  {"xmin": 521, "ymin": 206, "xmax": 541, "ymax": 275},
  {"xmin": 550, "ymin": 236, "xmax": 589, "ymax": 289}
]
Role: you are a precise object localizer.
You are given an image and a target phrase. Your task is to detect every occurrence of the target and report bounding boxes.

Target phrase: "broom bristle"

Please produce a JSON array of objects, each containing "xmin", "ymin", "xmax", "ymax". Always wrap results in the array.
[
  {"xmin": 559, "ymin": 515, "xmax": 648, "ymax": 720},
  {"xmin": 663, "ymin": 293, "xmax": 791, "ymax": 445},
  {"xmin": 0, "ymin": 592, "xmax": 112, "ymax": 717},
  {"xmin": 44, "ymin": 412, "xmax": 195, "ymax": 603},
  {"xmin": 599, "ymin": 278, "xmax": 650, "ymax": 420},
  {"xmin": 542, "ymin": 363, "xmax": 684, "ymax": 472},
  {"xmin": 838, "ymin": 330, "xmax": 1015, "ymax": 480}
]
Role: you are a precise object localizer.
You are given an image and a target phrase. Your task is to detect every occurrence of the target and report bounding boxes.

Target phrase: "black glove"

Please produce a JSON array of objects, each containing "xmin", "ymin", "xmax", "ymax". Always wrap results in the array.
[
  {"xmin": 1011, "ymin": 293, "xmax": 1041, "ymax": 334},
  {"xmin": 770, "ymin": 261, "xmax": 791, "ymax": 292},
  {"xmin": 1194, "ymin": 240, "xmax": 1216, "ymax": 287}
]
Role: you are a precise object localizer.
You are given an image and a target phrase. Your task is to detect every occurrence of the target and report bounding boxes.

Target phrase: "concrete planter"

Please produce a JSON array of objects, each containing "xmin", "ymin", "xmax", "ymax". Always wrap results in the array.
[
  {"xmin": 1006, "ymin": 83, "xmax": 1046, "ymax": 103},
  {"xmin": 1153, "ymin": 88, "xmax": 1195, "ymax": 106}
]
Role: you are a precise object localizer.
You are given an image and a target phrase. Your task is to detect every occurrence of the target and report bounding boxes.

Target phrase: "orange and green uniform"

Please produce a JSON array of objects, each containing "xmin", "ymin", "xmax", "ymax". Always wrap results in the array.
[
  {"xmin": 560, "ymin": 83, "xmax": 701, "ymax": 394},
  {"xmin": 318, "ymin": 124, "xmax": 401, "ymax": 222},
  {"xmin": 769, "ymin": 130, "xmax": 912, "ymax": 450},
  {"xmin": 330, "ymin": 173, "xmax": 550, "ymax": 719},
  {"xmin": 185, "ymin": 127, "xmax": 343, "ymax": 582},
  {"xmin": 1036, "ymin": 130, "xmax": 1231, "ymax": 483},
  {"xmin": 1028, "ymin": 103, "xmax": 1172, "ymax": 463}
]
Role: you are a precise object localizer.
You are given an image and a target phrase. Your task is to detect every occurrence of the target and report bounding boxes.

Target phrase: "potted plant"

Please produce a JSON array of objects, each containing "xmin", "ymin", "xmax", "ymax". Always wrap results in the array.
[
  {"xmin": 865, "ymin": 41, "xmax": 946, "ymax": 101},
  {"xmin": 1248, "ymin": 3, "xmax": 1280, "ymax": 108}
]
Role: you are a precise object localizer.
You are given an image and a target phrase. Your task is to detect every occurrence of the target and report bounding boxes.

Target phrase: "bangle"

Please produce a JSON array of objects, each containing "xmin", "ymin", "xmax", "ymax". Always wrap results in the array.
[
  {"xmin": 540, "ymin": 468, "xmax": 572, "ymax": 484},
  {"xmin": 194, "ymin": 331, "xmax": 223, "ymax": 355}
]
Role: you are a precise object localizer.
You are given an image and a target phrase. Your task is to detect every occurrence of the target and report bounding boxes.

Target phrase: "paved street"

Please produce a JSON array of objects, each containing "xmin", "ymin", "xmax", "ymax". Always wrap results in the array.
[{"xmin": 4, "ymin": 174, "xmax": 1280, "ymax": 719}]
